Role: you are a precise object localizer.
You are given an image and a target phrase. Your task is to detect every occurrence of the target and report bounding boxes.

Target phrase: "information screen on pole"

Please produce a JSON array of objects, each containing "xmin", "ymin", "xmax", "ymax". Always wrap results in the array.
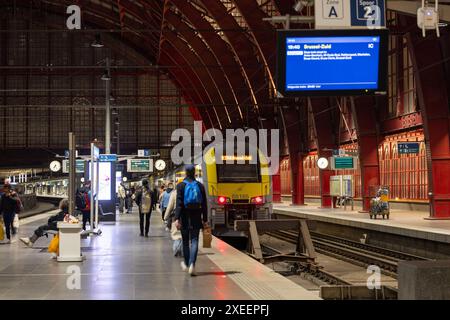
[
  {"xmin": 332, "ymin": 157, "xmax": 356, "ymax": 170},
  {"xmin": 277, "ymin": 29, "xmax": 388, "ymax": 96},
  {"xmin": 62, "ymin": 160, "xmax": 85, "ymax": 174},
  {"xmin": 127, "ymin": 159, "xmax": 153, "ymax": 173}
]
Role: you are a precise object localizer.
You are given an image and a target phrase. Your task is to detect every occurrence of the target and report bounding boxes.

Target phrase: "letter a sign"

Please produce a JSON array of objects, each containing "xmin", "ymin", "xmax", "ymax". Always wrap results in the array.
[{"xmin": 315, "ymin": 0, "xmax": 351, "ymax": 29}]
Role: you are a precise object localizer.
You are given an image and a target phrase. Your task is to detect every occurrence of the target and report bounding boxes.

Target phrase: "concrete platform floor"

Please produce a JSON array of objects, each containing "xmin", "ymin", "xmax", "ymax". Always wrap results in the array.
[
  {"xmin": 1, "ymin": 207, "xmax": 319, "ymax": 300},
  {"xmin": 0, "ymin": 209, "xmax": 252, "ymax": 300}
]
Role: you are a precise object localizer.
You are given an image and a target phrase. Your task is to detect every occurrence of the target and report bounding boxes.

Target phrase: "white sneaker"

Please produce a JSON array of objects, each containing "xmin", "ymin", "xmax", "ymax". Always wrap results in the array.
[
  {"xmin": 188, "ymin": 264, "xmax": 196, "ymax": 276},
  {"xmin": 180, "ymin": 261, "xmax": 188, "ymax": 271},
  {"xmin": 20, "ymin": 237, "xmax": 32, "ymax": 247}
]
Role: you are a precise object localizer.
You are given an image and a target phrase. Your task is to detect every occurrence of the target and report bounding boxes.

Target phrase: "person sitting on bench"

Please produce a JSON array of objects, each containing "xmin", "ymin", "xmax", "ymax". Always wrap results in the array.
[{"xmin": 20, "ymin": 199, "xmax": 69, "ymax": 247}]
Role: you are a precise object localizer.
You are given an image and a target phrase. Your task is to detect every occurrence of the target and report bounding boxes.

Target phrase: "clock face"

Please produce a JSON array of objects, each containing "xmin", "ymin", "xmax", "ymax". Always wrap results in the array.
[
  {"xmin": 50, "ymin": 161, "xmax": 61, "ymax": 172},
  {"xmin": 155, "ymin": 160, "xmax": 166, "ymax": 171},
  {"xmin": 317, "ymin": 157, "xmax": 329, "ymax": 169}
]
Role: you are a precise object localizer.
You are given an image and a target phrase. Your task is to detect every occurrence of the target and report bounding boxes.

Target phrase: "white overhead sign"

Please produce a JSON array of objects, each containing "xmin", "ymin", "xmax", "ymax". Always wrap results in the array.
[{"xmin": 315, "ymin": 0, "xmax": 350, "ymax": 29}]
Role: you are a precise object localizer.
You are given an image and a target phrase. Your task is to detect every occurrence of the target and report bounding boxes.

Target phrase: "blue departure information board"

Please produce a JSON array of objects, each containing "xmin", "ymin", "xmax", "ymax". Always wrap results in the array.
[
  {"xmin": 285, "ymin": 36, "xmax": 380, "ymax": 91},
  {"xmin": 277, "ymin": 29, "xmax": 388, "ymax": 97}
]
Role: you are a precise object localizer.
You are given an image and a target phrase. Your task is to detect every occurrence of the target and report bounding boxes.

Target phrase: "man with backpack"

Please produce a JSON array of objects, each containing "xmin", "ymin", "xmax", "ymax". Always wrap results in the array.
[
  {"xmin": 174, "ymin": 164, "xmax": 208, "ymax": 276},
  {"xmin": 135, "ymin": 179, "xmax": 153, "ymax": 237}
]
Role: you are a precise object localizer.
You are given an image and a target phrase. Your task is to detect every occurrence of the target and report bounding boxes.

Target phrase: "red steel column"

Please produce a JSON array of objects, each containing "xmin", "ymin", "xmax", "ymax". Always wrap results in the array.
[
  {"xmin": 272, "ymin": 170, "xmax": 281, "ymax": 203},
  {"xmin": 311, "ymin": 98, "xmax": 337, "ymax": 208},
  {"xmin": 283, "ymin": 106, "xmax": 305, "ymax": 205},
  {"xmin": 351, "ymin": 96, "xmax": 381, "ymax": 212},
  {"xmin": 406, "ymin": 30, "xmax": 450, "ymax": 218},
  {"xmin": 293, "ymin": 152, "xmax": 305, "ymax": 205}
]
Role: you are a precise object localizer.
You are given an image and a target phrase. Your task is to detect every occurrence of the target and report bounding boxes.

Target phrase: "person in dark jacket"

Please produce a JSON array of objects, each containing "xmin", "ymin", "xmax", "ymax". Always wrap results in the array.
[
  {"xmin": 135, "ymin": 180, "xmax": 153, "ymax": 237},
  {"xmin": 151, "ymin": 186, "xmax": 158, "ymax": 211},
  {"xmin": 174, "ymin": 164, "xmax": 208, "ymax": 276},
  {"xmin": 20, "ymin": 199, "xmax": 69, "ymax": 247},
  {"xmin": 0, "ymin": 184, "xmax": 20, "ymax": 244},
  {"xmin": 80, "ymin": 181, "xmax": 92, "ymax": 230}
]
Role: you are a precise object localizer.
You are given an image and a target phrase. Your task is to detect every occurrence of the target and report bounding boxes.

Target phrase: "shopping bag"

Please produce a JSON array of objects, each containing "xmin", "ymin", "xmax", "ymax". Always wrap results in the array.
[
  {"xmin": 0, "ymin": 220, "xmax": 4, "ymax": 241},
  {"xmin": 13, "ymin": 214, "xmax": 20, "ymax": 230},
  {"xmin": 202, "ymin": 226, "xmax": 212, "ymax": 248},
  {"xmin": 172, "ymin": 239, "xmax": 182, "ymax": 257},
  {"xmin": 48, "ymin": 234, "xmax": 59, "ymax": 254}
]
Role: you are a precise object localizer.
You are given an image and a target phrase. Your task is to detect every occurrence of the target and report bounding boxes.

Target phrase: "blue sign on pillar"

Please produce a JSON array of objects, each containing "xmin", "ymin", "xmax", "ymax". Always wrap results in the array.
[
  {"xmin": 351, "ymin": 0, "xmax": 385, "ymax": 27},
  {"xmin": 398, "ymin": 142, "xmax": 420, "ymax": 154}
]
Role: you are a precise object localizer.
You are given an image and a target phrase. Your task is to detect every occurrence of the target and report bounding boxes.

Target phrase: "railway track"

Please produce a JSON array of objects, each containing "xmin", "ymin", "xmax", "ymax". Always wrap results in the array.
[
  {"xmin": 266, "ymin": 230, "xmax": 429, "ymax": 278},
  {"xmin": 260, "ymin": 243, "xmax": 353, "ymax": 286}
]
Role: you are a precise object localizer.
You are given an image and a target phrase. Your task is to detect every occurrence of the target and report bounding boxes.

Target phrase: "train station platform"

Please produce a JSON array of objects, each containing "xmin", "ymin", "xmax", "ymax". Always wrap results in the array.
[
  {"xmin": 0, "ymin": 209, "xmax": 319, "ymax": 300},
  {"xmin": 274, "ymin": 203, "xmax": 450, "ymax": 244}
]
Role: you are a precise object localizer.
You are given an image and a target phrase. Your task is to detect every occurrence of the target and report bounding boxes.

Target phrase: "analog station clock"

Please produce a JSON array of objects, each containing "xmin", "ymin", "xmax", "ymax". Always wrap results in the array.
[
  {"xmin": 155, "ymin": 159, "xmax": 166, "ymax": 171},
  {"xmin": 50, "ymin": 161, "xmax": 61, "ymax": 172},
  {"xmin": 317, "ymin": 157, "xmax": 329, "ymax": 170}
]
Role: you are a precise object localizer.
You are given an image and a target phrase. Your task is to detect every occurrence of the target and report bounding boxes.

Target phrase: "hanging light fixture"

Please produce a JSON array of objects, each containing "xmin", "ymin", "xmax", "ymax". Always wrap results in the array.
[
  {"xmin": 91, "ymin": 34, "xmax": 104, "ymax": 48},
  {"xmin": 101, "ymin": 69, "xmax": 111, "ymax": 81}
]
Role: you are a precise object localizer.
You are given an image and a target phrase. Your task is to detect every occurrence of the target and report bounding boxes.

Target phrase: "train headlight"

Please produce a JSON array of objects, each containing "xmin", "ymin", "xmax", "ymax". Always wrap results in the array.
[
  {"xmin": 217, "ymin": 196, "xmax": 231, "ymax": 205},
  {"xmin": 251, "ymin": 196, "xmax": 264, "ymax": 205}
]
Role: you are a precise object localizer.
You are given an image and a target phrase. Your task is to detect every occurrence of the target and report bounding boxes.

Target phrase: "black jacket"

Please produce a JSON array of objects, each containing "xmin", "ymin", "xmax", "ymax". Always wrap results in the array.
[
  {"xmin": 0, "ymin": 193, "xmax": 19, "ymax": 215},
  {"xmin": 47, "ymin": 210, "xmax": 67, "ymax": 230},
  {"xmin": 175, "ymin": 179, "xmax": 207, "ymax": 230}
]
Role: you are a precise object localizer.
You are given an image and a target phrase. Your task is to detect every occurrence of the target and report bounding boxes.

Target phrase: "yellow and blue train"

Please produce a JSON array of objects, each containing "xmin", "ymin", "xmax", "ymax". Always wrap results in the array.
[{"xmin": 170, "ymin": 146, "xmax": 273, "ymax": 238}]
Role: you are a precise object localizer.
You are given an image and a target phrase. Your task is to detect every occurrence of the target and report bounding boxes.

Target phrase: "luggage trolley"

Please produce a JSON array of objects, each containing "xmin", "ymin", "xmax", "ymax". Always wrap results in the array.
[{"xmin": 369, "ymin": 186, "xmax": 390, "ymax": 219}]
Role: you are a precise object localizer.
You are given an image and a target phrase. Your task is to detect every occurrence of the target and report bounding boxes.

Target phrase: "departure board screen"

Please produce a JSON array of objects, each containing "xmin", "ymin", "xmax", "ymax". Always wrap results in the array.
[{"xmin": 277, "ymin": 29, "xmax": 388, "ymax": 97}]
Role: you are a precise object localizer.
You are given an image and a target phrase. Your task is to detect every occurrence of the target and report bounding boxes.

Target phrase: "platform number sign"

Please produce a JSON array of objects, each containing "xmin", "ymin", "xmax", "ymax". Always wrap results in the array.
[
  {"xmin": 350, "ymin": 0, "xmax": 386, "ymax": 28},
  {"xmin": 315, "ymin": 0, "xmax": 385, "ymax": 29}
]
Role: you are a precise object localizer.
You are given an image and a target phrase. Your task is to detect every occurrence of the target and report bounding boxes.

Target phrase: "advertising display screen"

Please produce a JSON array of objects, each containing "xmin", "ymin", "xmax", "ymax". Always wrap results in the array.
[
  {"xmin": 277, "ymin": 29, "xmax": 388, "ymax": 96},
  {"xmin": 88, "ymin": 162, "xmax": 112, "ymax": 201}
]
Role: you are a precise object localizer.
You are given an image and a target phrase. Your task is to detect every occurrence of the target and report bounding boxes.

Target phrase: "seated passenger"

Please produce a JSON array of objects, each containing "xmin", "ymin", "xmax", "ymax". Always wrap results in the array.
[{"xmin": 19, "ymin": 199, "xmax": 69, "ymax": 247}]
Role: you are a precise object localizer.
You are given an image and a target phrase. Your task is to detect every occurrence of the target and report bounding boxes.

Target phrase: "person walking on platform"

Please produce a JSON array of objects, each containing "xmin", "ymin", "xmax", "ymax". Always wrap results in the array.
[
  {"xmin": 136, "ymin": 179, "xmax": 153, "ymax": 237},
  {"xmin": 126, "ymin": 186, "xmax": 134, "ymax": 214},
  {"xmin": 152, "ymin": 185, "xmax": 158, "ymax": 211},
  {"xmin": 161, "ymin": 182, "xmax": 174, "ymax": 222},
  {"xmin": 118, "ymin": 182, "xmax": 126, "ymax": 214},
  {"xmin": 20, "ymin": 199, "xmax": 69, "ymax": 247},
  {"xmin": 164, "ymin": 186, "xmax": 182, "ymax": 256},
  {"xmin": 158, "ymin": 185, "xmax": 165, "ymax": 209},
  {"xmin": 175, "ymin": 164, "xmax": 208, "ymax": 276},
  {"xmin": 0, "ymin": 184, "xmax": 20, "ymax": 244}
]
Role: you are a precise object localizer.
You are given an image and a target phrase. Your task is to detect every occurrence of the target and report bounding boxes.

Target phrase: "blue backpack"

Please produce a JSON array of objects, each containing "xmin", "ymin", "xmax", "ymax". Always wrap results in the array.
[{"xmin": 183, "ymin": 179, "xmax": 203, "ymax": 209}]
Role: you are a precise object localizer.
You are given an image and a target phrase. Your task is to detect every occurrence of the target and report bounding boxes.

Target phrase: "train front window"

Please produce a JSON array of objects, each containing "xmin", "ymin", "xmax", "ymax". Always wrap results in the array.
[{"xmin": 216, "ymin": 163, "xmax": 260, "ymax": 183}]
